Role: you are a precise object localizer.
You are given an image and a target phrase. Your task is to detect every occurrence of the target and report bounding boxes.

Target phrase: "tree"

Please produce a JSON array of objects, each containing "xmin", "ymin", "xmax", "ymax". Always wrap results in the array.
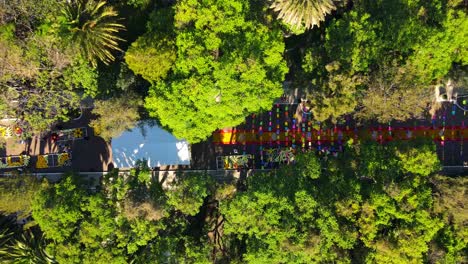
[
  {"xmin": 407, "ymin": 7, "xmax": 468, "ymax": 84},
  {"xmin": 0, "ymin": 229, "xmax": 56, "ymax": 264},
  {"xmin": 0, "ymin": 175, "xmax": 42, "ymax": 218},
  {"xmin": 95, "ymin": 61, "xmax": 147, "ymax": 98},
  {"xmin": 122, "ymin": 161, "xmax": 168, "ymax": 222},
  {"xmin": 125, "ymin": 0, "xmax": 151, "ymax": 9},
  {"xmin": 270, "ymin": 0, "xmax": 337, "ymax": 30},
  {"xmin": 31, "ymin": 175, "xmax": 85, "ymax": 243},
  {"xmin": 220, "ymin": 154, "xmax": 359, "ymax": 263},
  {"xmin": 130, "ymin": 216, "xmax": 211, "ymax": 264},
  {"xmin": 396, "ymin": 141, "xmax": 441, "ymax": 177},
  {"xmin": 220, "ymin": 141, "xmax": 446, "ymax": 262},
  {"xmin": 103, "ymin": 166, "xmax": 208, "ymax": 261},
  {"xmin": 430, "ymin": 176, "xmax": 468, "ymax": 263},
  {"xmin": 144, "ymin": 0, "xmax": 288, "ymax": 143},
  {"xmin": 166, "ymin": 172, "xmax": 212, "ymax": 216},
  {"xmin": 355, "ymin": 61, "xmax": 432, "ymax": 123},
  {"xmin": 90, "ymin": 93, "xmax": 142, "ymax": 141},
  {"xmin": 62, "ymin": 57, "xmax": 99, "ymax": 97},
  {"xmin": 348, "ymin": 142, "xmax": 444, "ymax": 262},
  {"xmin": 13, "ymin": 77, "xmax": 82, "ymax": 134},
  {"xmin": 307, "ymin": 61, "xmax": 362, "ymax": 122},
  {"xmin": 0, "ymin": 215, "xmax": 17, "ymax": 257},
  {"xmin": 125, "ymin": 8, "xmax": 176, "ymax": 83},
  {"xmin": 0, "ymin": 0, "xmax": 60, "ymax": 29},
  {"xmin": 125, "ymin": 33, "xmax": 175, "ymax": 83},
  {"xmin": 293, "ymin": 152, "xmax": 321, "ymax": 179},
  {"xmin": 0, "ymin": 20, "xmax": 97, "ymax": 133},
  {"xmin": 322, "ymin": 0, "xmax": 447, "ymax": 74},
  {"xmin": 31, "ymin": 171, "xmax": 166, "ymax": 262},
  {"xmin": 298, "ymin": 0, "xmax": 460, "ymax": 124},
  {"xmin": 0, "ymin": 28, "xmax": 39, "ymax": 81},
  {"xmin": 61, "ymin": 0, "xmax": 125, "ymax": 66}
]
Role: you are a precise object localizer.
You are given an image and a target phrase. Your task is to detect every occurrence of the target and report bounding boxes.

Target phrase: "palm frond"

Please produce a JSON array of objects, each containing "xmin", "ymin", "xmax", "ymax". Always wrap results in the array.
[
  {"xmin": 270, "ymin": 0, "xmax": 337, "ymax": 30},
  {"xmin": 2, "ymin": 230, "xmax": 56, "ymax": 263},
  {"xmin": 62, "ymin": 0, "xmax": 126, "ymax": 66}
]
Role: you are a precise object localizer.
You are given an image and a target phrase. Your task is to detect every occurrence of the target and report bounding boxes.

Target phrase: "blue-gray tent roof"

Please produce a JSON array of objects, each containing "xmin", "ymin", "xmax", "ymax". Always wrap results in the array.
[{"xmin": 111, "ymin": 122, "xmax": 190, "ymax": 168}]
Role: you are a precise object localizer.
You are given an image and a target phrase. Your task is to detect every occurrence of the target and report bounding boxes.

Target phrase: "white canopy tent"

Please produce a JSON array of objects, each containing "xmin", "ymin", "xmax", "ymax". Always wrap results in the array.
[{"xmin": 111, "ymin": 122, "xmax": 190, "ymax": 168}]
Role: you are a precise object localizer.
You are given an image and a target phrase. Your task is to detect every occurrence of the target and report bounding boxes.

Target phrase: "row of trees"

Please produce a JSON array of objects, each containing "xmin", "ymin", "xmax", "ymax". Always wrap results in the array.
[
  {"xmin": 3, "ymin": 0, "xmax": 466, "ymax": 143},
  {"xmin": 0, "ymin": 0, "xmax": 120, "ymax": 134},
  {"xmin": 125, "ymin": 0, "xmax": 467, "ymax": 142},
  {"xmin": 0, "ymin": 0, "xmax": 146, "ymax": 139},
  {"xmin": 298, "ymin": 0, "xmax": 468, "ymax": 122},
  {"xmin": 1, "ymin": 140, "xmax": 466, "ymax": 263},
  {"xmin": 0, "ymin": 164, "xmax": 215, "ymax": 263},
  {"xmin": 125, "ymin": 0, "xmax": 289, "ymax": 142}
]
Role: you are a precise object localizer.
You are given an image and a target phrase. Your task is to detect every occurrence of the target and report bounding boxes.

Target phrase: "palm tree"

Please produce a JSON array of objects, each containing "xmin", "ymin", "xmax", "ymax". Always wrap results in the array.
[
  {"xmin": 0, "ymin": 215, "xmax": 55, "ymax": 263},
  {"xmin": 61, "ymin": 0, "xmax": 125, "ymax": 66},
  {"xmin": 0, "ymin": 216, "xmax": 16, "ymax": 257},
  {"xmin": 270, "ymin": 0, "xmax": 337, "ymax": 30},
  {"xmin": 2, "ymin": 230, "xmax": 56, "ymax": 264}
]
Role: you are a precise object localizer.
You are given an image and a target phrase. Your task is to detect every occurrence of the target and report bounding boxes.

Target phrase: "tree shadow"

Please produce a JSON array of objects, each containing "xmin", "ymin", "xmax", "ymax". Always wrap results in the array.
[
  {"xmin": 190, "ymin": 136, "xmax": 217, "ymax": 169},
  {"xmin": 71, "ymin": 128, "xmax": 111, "ymax": 172}
]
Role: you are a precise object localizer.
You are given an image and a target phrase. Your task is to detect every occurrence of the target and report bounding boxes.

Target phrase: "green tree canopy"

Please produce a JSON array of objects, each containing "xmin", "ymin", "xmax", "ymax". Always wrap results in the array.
[
  {"xmin": 31, "ymin": 175, "xmax": 84, "ymax": 243},
  {"xmin": 125, "ymin": 8, "xmax": 176, "ymax": 83},
  {"xmin": 90, "ymin": 93, "xmax": 142, "ymax": 141},
  {"xmin": 355, "ymin": 61, "xmax": 432, "ymax": 123},
  {"xmin": 430, "ymin": 176, "xmax": 468, "ymax": 263},
  {"xmin": 31, "ymin": 171, "xmax": 166, "ymax": 263},
  {"xmin": 0, "ymin": 229, "xmax": 56, "ymax": 264},
  {"xmin": 407, "ymin": 7, "xmax": 468, "ymax": 84},
  {"xmin": 220, "ymin": 142, "xmax": 446, "ymax": 263},
  {"xmin": 0, "ymin": 17, "xmax": 98, "ymax": 133},
  {"xmin": 0, "ymin": 175, "xmax": 42, "ymax": 219},
  {"xmin": 307, "ymin": 61, "xmax": 362, "ymax": 122},
  {"xmin": 299, "ymin": 0, "xmax": 467, "ymax": 124},
  {"xmin": 396, "ymin": 141, "xmax": 441, "ymax": 177},
  {"xmin": 142, "ymin": 0, "xmax": 288, "ymax": 143},
  {"xmin": 166, "ymin": 172, "xmax": 213, "ymax": 216}
]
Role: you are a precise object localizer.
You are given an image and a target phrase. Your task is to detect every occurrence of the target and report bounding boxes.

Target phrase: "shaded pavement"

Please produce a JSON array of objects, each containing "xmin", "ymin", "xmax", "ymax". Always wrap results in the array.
[{"xmin": 1, "ymin": 109, "xmax": 112, "ymax": 174}]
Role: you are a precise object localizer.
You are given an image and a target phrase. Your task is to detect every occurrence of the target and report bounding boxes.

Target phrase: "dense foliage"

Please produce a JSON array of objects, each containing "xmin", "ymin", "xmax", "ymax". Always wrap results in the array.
[
  {"xmin": 0, "ymin": 215, "xmax": 55, "ymax": 263},
  {"xmin": 219, "ymin": 141, "xmax": 452, "ymax": 263},
  {"xmin": 132, "ymin": 0, "xmax": 288, "ymax": 142},
  {"xmin": 0, "ymin": 0, "xmax": 466, "ymax": 141},
  {"xmin": 61, "ymin": 0, "xmax": 125, "ymax": 66},
  {"xmin": 1, "ymin": 1, "xmax": 467, "ymax": 263},
  {"xmin": 90, "ymin": 93, "xmax": 142, "ymax": 141},
  {"xmin": 0, "ymin": 175, "xmax": 42, "ymax": 218},
  {"xmin": 0, "ymin": 0, "xmax": 98, "ymax": 133},
  {"xmin": 2, "ymin": 142, "xmax": 466, "ymax": 263},
  {"xmin": 26, "ymin": 168, "xmax": 214, "ymax": 263},
  {"xmin": 300, "ymin": 0, "xmax": 467, "ymax": 123}
]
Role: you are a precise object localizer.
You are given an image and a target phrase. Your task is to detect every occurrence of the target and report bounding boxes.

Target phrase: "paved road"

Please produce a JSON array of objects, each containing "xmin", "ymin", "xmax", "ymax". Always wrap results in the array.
[
  {"xmin": 1, "ymin": 109, "xmax": 112, "ymax": 174},
  {"xmin": 2, "ymin": 100, "xmax": 466, "ymax": 174},
  {"xmin": 201, "ymin": 102, "xmax": 468, "ymax": 170}
]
